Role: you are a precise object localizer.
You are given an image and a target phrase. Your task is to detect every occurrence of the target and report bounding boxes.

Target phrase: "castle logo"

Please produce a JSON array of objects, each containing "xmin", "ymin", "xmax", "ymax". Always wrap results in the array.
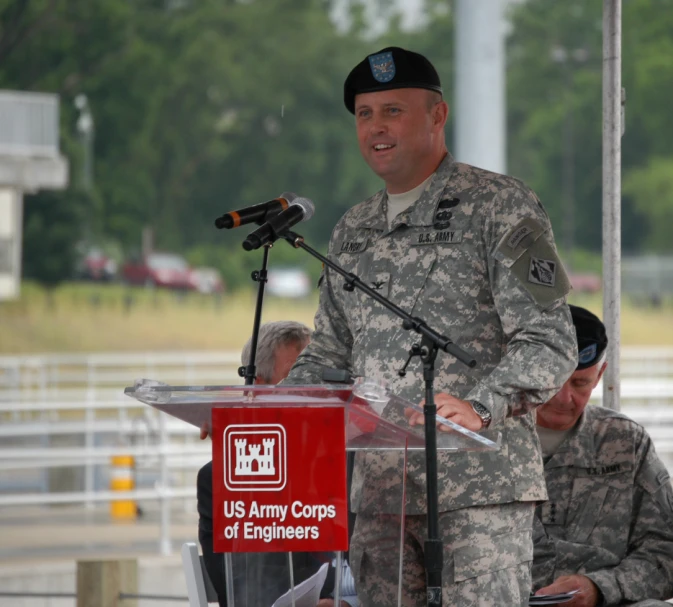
[{"xmin": 223, "ymin": 424, "xmax": 286, "ymax": 491}]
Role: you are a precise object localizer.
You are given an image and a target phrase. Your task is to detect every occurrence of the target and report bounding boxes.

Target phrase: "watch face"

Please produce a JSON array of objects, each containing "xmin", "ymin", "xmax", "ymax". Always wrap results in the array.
[{"xmin": 472, "ymin": 401, "xmax": 491, "ymax": 426}]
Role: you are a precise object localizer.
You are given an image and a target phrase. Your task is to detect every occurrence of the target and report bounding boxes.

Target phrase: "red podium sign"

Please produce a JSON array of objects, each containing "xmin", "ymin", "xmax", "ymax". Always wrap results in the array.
[{"xmin": 212, "ymin": 405, "xmax": 348, "ymax": 553}]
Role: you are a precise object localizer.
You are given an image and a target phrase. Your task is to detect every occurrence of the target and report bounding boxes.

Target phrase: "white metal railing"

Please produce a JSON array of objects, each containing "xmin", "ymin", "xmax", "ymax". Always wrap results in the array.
[
  {"xmin": 0, "ymin": 350, "xmax": 242, "ymax": 396},
  {"xmin": 2, "ymin": 347, "xmax": 673, "ymax": 392},
  {"xmin": 1, "ymin": 348, "xmax": 672, "ymax": 559},
  {"xmin": 0, "ymin": 401, "xmax": 206, "ymax": 557},
  {"xmin": 0, "ymin": 90, "xmax": 60, "ymax": 158}
]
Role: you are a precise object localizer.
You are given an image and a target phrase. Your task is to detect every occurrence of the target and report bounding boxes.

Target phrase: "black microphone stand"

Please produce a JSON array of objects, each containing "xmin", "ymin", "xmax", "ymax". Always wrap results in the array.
[
  {"xmin": 239, "ymin": 244, "xmax": 272, "ymax": 386},
  {"xmin": 273, "ymin": 230, "xmax": 476, "ymax": 607}
]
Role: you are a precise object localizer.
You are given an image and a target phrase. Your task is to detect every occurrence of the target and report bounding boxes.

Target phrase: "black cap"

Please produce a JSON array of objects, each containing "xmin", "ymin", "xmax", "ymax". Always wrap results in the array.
[
  {"xmin": 569, "ymin": 305, "xmax": 608, "ymax": 370},
  {"xmin": 344, "ymin": 47, "xmax": 443, "ymax": 114}
]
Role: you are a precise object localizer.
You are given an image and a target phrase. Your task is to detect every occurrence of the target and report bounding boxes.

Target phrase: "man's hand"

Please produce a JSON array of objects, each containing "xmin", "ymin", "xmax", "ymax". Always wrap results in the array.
[
  {"xmin": 405, "ymin": 393, "xmax": 483, "ymax": 432},
  {"xmin": 200, "ymin": 422, "xmax": 211, "ymax": 440},
  {"xmin": 535, "ymin": 574, "xmax": 600, "ymax": 607}
]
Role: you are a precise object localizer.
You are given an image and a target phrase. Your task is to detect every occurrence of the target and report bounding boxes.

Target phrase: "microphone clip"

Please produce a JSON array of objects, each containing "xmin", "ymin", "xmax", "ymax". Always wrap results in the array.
[
  {"xmin": 398, "ymin": 343, "xmax": 426, "ymax": 377},
  {"xmin": 251, "ymin": 268, "xmax": 268, "ymax": 284}
]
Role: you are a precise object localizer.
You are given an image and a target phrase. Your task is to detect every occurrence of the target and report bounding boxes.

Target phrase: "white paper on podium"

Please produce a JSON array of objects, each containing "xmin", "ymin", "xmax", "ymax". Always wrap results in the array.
[{"xmin": 271, "ymin": 562, "xmax": 329, "ymax": 607}]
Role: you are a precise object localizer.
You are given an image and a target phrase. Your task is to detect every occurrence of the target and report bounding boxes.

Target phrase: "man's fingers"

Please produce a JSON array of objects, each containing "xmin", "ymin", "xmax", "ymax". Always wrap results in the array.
[
  {"xmin": 409, "ymin": 406, "xmax": 460, "ymax": 429},
  {"xmin": 535, "ymin": 576, "xmax": 578, "ymax": 595},
  {"xmin": 408, "ymin": 412, "xmax": 424, "ymax": 426},
  {"xmin": 535, "ymin": 584, "xmax": 565, "ymax": 596}
]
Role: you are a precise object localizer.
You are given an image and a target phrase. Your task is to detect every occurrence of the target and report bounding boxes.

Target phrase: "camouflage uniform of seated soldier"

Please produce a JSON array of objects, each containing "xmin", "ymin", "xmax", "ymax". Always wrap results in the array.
[{"xmin": 532, "ymin": 305, "xmax": 673, "ymax": 607}]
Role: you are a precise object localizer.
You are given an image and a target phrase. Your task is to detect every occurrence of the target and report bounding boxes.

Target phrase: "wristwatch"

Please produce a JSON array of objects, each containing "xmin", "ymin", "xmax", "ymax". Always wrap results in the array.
[{"xmin": 470, "ymin": 401, "xmax": 492, "ymax": 429}]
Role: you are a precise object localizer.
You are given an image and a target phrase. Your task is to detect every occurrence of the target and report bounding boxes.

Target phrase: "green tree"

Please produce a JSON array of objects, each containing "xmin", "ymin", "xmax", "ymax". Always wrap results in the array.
[
  {"xmin": 623, "ymin": 156, "xmax": 673, "ymax": 252},
  {"xmin": 506, "ymin": 0, "xmax": 673, "ymax": 256},
  {"xmin": 22, "ymin": 189, "xmax": 87, "ymax": 294}
]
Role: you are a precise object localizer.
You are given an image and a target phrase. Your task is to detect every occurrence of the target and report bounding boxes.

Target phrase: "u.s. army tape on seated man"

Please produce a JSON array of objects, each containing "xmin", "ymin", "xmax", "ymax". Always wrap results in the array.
[
  {"xmin": 532, "ymin": 305, "xmax": 673, "ymax": 607},
  {"xmin": 283, "ymin": 46, "xmax": 578, "ymax": 607}
]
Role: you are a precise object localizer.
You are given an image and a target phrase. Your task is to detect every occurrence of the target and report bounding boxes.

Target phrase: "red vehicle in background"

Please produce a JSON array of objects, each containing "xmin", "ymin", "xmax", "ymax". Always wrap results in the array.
[{"xmin": 122, "ymin": 252, "xmax": 195, "ymax": 290}]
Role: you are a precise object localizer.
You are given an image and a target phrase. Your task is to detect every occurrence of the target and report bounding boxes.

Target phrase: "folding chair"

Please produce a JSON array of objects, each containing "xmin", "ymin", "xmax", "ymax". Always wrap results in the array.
[{"xmin": 181, "ymin": 542, "xmax": 219, "ymax": 606}]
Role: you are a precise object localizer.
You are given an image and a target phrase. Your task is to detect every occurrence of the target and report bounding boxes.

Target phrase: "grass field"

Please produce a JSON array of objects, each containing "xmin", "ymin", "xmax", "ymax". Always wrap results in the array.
[
  {"xmin": 0, "ymin": 282, "xmax": 319, "ymax": 354},
  {"xmin": 1, "ymin": 282, "xmax": 672, "ymax": 354}
]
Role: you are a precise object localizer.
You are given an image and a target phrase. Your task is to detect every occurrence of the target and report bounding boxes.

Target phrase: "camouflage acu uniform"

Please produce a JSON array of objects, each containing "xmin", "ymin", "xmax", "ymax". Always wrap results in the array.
[
  {"xmin": 285, "ymin": 153, "xmax": 578, "ymax": 605},
  {"xmin": 532, "ymin": 405, "xmax": 673, "ymax": 606}
]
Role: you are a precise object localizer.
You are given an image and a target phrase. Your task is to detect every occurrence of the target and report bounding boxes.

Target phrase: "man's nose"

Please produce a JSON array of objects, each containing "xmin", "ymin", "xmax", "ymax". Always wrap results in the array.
[
  {"xmin": 369, "ymin": 113, "xmax": 387, "ymax": 134},
  {"xmin": 555, "ymin": 381, "xmax": 573, "ymax": 405}
]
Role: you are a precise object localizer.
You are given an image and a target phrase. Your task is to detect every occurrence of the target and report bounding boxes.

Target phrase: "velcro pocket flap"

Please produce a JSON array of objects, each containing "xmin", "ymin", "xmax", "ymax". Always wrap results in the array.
[{"xmin": 453, "ymin": 529, "xmax": 533, "ymax": 582}]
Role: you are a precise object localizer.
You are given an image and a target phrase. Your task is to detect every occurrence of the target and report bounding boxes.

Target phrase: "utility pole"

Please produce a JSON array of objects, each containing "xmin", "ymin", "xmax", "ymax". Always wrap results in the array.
[
  {"xmin": 454, "ymin": 0, "xmax": 506, "ymax": 174},
  {"xmin": 602, "ymin": 0, "xmax": 623, "ymax": 411},
  {"xmin": 75, "ymin": 94, "xmax": 95, "ymax": 192}
]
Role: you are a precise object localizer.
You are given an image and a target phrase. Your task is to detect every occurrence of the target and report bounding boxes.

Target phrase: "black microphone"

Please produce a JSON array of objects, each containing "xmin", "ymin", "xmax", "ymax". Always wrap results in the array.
[
  {"xmin": 214, "ymin": 192, "xmax": 297, "ymax": 229},
  {"xmin": 242, "ymin": 197, "xmax": 315, "ymax": 251}
]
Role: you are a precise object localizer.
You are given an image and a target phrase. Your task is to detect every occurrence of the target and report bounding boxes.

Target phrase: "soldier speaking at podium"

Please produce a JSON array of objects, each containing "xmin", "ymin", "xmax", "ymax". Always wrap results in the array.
[{"xmin": 283, "ymin": 47, "xmax": 578, "ymax": 607}]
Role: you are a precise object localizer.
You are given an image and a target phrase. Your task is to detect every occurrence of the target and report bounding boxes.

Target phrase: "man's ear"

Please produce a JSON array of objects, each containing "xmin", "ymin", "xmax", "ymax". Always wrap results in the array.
[
  {"xmin": 596, "ymin": 361, "xmax": 608, "ymax": 385},
  {"xmin": 433, "ymin": 100, "xmax": 449, "ymax": 129}
]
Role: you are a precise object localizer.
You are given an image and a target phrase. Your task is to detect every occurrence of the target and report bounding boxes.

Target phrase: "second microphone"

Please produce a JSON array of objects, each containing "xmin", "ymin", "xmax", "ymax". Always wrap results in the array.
[{"xmin": 242, "ymin": 197, "xmax": 315, "ymax": 251}]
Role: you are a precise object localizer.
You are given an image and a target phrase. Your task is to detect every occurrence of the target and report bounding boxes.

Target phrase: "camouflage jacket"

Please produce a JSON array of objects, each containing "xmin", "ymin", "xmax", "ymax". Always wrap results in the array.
[
  {"xmin": 285, "ymin": 153, "xmax": 577, "ymax": 514},
  {"xmin": 532, "ymin": 405, "xmax": 673, "ymax": 605}
]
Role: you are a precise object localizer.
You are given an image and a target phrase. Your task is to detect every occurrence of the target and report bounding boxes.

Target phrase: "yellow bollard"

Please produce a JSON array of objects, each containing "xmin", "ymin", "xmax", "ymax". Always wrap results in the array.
[{"xmin": 110, "ymin": 454, "xmax": 137, "ymax": 519}]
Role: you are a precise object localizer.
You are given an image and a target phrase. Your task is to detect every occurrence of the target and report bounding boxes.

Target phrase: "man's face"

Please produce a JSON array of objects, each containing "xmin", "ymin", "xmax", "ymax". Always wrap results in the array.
[
  {"xmin": 267, "ymin": 340, "xmax": 308, "ymax": 385},
  {"xmin": 536, "ymin": 362, "xmax": 607, "ymax": 431},
  {"xmin": 354, "ymin": 88, "xmax": 448, "ymax": 193}
]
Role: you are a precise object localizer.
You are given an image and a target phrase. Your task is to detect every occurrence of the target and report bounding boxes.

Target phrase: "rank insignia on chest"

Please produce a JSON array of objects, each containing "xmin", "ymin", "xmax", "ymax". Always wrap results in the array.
[
  {"xmin": 414, "ymin": 230, "xmax": 463, "ymax": 245},
  {"xmin": 368, "ymin": 272, "xmax": 390, "ymax": 297}
]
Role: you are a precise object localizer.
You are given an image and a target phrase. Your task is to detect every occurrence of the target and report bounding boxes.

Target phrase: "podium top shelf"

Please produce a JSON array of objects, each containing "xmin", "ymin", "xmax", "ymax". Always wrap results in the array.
[{"xmin": 124, "ymin": 381, "xmax": 500, "ymax": 453}]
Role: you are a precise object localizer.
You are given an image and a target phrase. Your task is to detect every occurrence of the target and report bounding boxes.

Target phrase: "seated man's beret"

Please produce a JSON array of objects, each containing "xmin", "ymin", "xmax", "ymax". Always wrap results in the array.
[
  {"xmin": 569, "ymin": 304, "xmax": 609, "ymax": 370},
  {"xmin": 344, "ymin": 46, "xmax": 443, "ymax": 114}
]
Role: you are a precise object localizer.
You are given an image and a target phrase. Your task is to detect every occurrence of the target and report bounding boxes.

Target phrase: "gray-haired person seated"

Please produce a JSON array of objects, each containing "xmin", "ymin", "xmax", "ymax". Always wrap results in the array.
[{"xmin": 532, "ymin": 305, "xmax": 673, "ymax": 607}]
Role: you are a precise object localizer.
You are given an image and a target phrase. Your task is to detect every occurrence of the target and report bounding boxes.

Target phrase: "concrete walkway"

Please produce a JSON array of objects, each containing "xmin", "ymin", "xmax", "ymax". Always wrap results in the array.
[{"xmin": 0, "ymin": 502, "xmax": 198, "ymax": 606}]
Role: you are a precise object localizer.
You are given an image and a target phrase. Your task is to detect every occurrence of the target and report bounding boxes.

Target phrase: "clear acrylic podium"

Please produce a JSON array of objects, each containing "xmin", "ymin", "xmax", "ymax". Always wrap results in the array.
[{"xmin": 125, "ymin": 380, "xmax": 500, "ymax": 607}]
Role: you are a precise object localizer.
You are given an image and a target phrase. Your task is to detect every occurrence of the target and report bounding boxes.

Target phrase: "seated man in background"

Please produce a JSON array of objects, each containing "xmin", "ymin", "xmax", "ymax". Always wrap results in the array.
[
  {"xmin": 533, "ymin": 305, "xmax": 673, "ymax": 607},
  {"xmin": 197, "ymin": 320, "xmax": 358, "ymax": 607}
]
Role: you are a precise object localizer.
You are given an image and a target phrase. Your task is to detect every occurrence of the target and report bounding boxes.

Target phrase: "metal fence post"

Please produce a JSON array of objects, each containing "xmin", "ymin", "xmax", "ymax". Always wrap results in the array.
[
  {"xmin": 159, "ymin": 411, "xmax": 172, "ymax": 556},
  {"xmin": 85, "ymin": 356, "xmax": 95, "ymax": 507}
]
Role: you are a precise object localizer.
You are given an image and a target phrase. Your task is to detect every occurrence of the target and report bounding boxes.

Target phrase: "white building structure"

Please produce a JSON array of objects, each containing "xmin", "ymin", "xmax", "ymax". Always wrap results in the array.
[{"xmin": 0, "ymin": 90, "xmax": 68, "ymax": 300}]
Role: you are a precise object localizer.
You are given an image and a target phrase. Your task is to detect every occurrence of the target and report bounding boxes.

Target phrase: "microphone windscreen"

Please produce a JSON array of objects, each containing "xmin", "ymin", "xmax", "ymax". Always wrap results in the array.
[
  {"xmin": 279, "ymin": 192, "xmax": 298, "ymax": 203},
  {"xmin": 290, "ymin": 197, "xmax": 315, "ymax": 221}
]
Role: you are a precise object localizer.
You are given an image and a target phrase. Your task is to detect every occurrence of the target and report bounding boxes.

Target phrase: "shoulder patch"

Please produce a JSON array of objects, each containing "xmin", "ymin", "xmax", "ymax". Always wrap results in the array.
[
  {"xmin": 497, "ymin": 217, "xmax": 546, "ymax": 263},
  {"xmin": 528, "ymin": 257, "xmax": 557, "ymax": 287},
  {"xmin": 507, "ymin": 224, "xmax": 534, "ymax": 249},
  {"xmin": 496, "ymin": 218, "xmax": 570, "ymax": 307}
]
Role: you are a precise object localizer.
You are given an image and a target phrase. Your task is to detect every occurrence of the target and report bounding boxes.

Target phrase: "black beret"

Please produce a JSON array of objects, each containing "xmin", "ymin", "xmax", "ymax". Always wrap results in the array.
[
  {"xmin": 569, "ymin": 305, "xmax": 608, "ymax": 370},
  {"xmin": 344, "ymin": 47, "xmax": 443, "ymax": 114}
]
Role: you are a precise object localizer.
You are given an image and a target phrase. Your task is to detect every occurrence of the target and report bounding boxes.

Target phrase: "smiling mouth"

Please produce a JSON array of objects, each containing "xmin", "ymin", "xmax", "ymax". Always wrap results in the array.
[{"xmin": 372, "ymin": 143, "xmax": 395, "ymax": 152}]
